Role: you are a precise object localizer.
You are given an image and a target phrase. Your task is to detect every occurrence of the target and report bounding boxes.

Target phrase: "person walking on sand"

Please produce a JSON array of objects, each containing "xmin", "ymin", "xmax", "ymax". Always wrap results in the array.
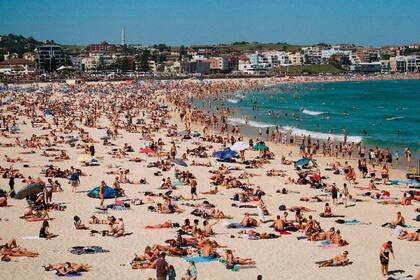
[
  {"xmin": 99, "ymin": 181, "xmax": 106, "ymax": 208},
  {"xmin": 190, "ymin": 179, "xmax": 198, "ymax": 200},
  {"xmin": 379, "ymin": 241, "xmax": 395, "ymax": 277},
  {"xmin": 9, "ymin": 175, "xmax": 15, "ymax": 198},
  {"xmin": 156, "ymin": 252, "xmax": 169, "ymax": 280},
  {"xmin": 331, "ymin": 183, "xmax": 338, "ymax": 206},
  {"xmin": 69, "ymin": 167, "xmax": 80, "ymax": 193},
  {"xmin": 89, "ymin": 143, "xmax": 95, "ymax": 157}
]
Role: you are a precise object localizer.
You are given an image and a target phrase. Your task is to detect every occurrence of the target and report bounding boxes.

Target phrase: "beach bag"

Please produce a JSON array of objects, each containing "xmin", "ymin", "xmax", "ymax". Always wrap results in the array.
[
  {"xmin": 279, "ymin": 205, "xmax": 286, "ymax": 211},
  {"xmin": 233, "ymin": 194, "xmax": 239, "ymax": 201},
  {"xmin": 416, "ymin": 215, "xmax": 420, "ymax": 222}
]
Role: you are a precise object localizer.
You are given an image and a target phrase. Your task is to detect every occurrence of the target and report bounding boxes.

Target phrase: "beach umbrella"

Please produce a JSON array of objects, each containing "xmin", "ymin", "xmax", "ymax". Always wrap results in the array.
[
  {"xmin": 78, "ymin": 155, "xmax": 91, "ymax": 162},
  {"xmin": 215, "ymin": 148, "xmax": 237, "ymax": 160},
  {"xmin": 294, "ymin": 158, "xmax": 310, "ymax": 170},
  {"xmin": 171, "ymin": 158, "xmax": 188, "ymax": 167},
  {"xmin": 15, "ymin": 182, "xmax": 45, "ymax": 200},
  {"xmin": 253, "ymin": 143, "xmax": 268, "ymax": 151},
  {"xmin": 87, "ymin": 186, "xmax": 117, "ymax": 199},
  {"xmin": 230, "ymin": 141, "xmax": 250, "ymax": 152},
  {"xmin": 139, "ymin": 148, "xmax": 156, "ymax": 154},
  {"xmin": 77, "ymin": 155, "xmax": 99, "ymax": 165}
]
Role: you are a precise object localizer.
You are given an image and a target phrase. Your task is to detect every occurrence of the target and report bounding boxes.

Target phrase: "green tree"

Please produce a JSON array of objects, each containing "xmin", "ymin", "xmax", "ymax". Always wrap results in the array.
[
  {"xmin": 140, "ymin": 49, "xmax": 150, "ymax": 71},
  {"xmin": 179, "ymin": 45, "xmax": 187, "ymax": 60}
]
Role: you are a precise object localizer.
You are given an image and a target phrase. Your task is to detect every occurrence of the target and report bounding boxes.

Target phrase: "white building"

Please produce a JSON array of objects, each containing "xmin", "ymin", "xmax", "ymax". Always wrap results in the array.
[
  {"xmin": 259, "ymin": 51, "xmax": 289, "ymax": 67},
  {"xmin": 379, "ymin": 60, "xmax": 390, "ymax": 73},
  {"xmin": 288, "ymin": 52, "xmax": 304, "ymax": 66},
  {"xmin": 321, "ymin": 48, "xmax": 352, "ymax": 60},
  {"xmin": 0, "ymin": 58, "xmax": 36, "ymax": 74},
  {"xmin": 349, "ymin": 53, "xmax": 361, "ymax": 65},
  {"xmin": 238, "ymin": 56, "xmax": 271, "ymax": 75},
  {"xmin": 389, "ymin": 55, "xmax": 420, "ymax": 72}
]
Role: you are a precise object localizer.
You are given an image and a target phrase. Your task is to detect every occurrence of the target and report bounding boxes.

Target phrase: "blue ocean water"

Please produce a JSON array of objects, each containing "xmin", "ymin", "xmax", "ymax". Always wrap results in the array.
[{"xmin": 195, "ymin": 79, "xmax": 420, "ymax": 156}]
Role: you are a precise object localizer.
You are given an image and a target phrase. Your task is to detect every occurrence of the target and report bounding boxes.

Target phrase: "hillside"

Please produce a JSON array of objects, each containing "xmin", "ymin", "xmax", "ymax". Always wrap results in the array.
[{"xmin": 0, "ymin": 34, "xmax": 42, "ymax": 60}]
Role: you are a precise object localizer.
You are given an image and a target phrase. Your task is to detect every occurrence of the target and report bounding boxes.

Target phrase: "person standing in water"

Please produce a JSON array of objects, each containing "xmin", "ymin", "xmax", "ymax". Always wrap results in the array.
[{"xmin": 343, "ymin": 128, "xmax": 347, "ymax": 144}]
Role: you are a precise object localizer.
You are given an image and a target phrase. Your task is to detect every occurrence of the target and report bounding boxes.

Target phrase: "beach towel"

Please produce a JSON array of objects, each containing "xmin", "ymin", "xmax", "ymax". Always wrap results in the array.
[
  {"xmin": 183, "ymin": 256, "xmax": 219, "ymax": 263},
  {"xmin": 69, "ymin": 246, "xmax": 109, "ymax": 255},
  {"xmin": 335, "ymin": 219, "xmax": 369, "ymax": 225},
  {"xmin": 315, "ymin": 240, "xmax": 342, "ymax": 248},
  {"xmin": 275, "ymin": 230, "xmax": 292, "ymax": 235},
  {"xmin": 393, "ymin": 226, "xmax": 405, "ymax": 238},
  {"xmin": 320, "ymin": 244, "xmax": 341, "ymax": 249},
  {"xmin": 22, "ymin": 236, "xmax": 46, "ymax": 240},
  {"xmin": 224, "ymin": 221, "xmax": 253, "ymax": 229},
  {"xmin": 55, "ymin": 272, "xmax": 82, "ymax": 277}
]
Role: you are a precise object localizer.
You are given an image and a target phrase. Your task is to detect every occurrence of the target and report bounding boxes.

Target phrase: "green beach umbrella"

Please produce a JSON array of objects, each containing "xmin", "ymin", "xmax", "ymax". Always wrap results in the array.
[{"xmin": 254, "ymin": 143, "xmax": 268, "ymax": 151}]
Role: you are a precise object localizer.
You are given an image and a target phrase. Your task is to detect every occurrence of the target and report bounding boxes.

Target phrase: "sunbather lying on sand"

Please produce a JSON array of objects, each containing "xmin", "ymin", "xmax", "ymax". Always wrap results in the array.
[
  {"xmin": 133, "ymin": 246, "xmax": 159, "ymax": 262},
  {"xmin": 0, "ymin": 239, "xmax": 39, "ymax": 261},
  {"xmin": 300, "ymin": 196, "xmax": 328, "ymax": 202},
  {"xmin": 89, "ymin": 215, "xmax": 108, "ymax": 224},
  {"xmin": 239, "ymin": 229, "xmax": 280, "ymax": 240},
  {"xmin": 43, "ymin": 262, "xmax": 91, "ymax": 275},
  {"xmin": 398, "ymin": 230, "xmax": 420, "ymax": 241},
  {"xmin": 22, "ymin": 209, "xmax": 50, "ymax": 222},
  {"xmin": 145, "ymin": 221, "xmax": 179, "ymax": 229},
  {"xmin": 225, "ymin": 249, "xmax": 256, "ymax": 267},
  {"xmin": 288, "ymin": 206, "xmax": 314, "ymax": 212},
  {"xmin": 316, "ymin": 251, "xmax": 350, "ymax": 267},
  {"xmin": 200, "ymin": 186, "xmax": 219, "ymax": 195}
]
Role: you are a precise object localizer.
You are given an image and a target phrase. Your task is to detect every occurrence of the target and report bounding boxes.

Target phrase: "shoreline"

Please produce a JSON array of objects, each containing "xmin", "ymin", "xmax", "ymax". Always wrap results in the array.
[{"xmin": 189, "ymin": 78, "xmax": 419, "ymax": 171}]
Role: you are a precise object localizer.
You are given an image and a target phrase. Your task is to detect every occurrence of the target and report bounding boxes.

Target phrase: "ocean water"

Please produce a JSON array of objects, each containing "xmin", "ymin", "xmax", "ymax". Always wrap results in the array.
[{"xmin": 194, "ymin": 79, "xmax": 420, "ymax": 156}]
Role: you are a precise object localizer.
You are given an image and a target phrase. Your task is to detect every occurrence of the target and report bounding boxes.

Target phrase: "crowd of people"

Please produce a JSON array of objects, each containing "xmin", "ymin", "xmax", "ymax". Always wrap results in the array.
[{"xmin": 0, "ymin": 78, "xmax": 418, "ymax": 279}]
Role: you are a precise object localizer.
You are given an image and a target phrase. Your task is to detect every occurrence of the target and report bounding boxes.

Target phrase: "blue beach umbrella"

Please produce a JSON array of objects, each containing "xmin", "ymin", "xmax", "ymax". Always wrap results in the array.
[
  {"xmin": 214, "ymin": 148, "xmax": 237, "ymax": 160},
  {"xmin": 294, "ymin": 158, "xmax": 310, "ymax": 170},
  {"xmin": 87, "ymin": 186, "xmax": 118, "ymax": 199}
]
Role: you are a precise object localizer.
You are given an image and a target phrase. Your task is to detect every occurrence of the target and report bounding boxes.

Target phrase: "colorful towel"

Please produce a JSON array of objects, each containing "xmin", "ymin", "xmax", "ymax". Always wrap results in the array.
[
  {"xmin": 320, "ymin": 243, "xmax": 341, "ymax": 249},
  {"xmin": 275, "ymin": 230, "xmax": 292, "ymax": 235},
  {"xmin": 183, "ymin": 256, "xmax": 219, "ymax": 263}
]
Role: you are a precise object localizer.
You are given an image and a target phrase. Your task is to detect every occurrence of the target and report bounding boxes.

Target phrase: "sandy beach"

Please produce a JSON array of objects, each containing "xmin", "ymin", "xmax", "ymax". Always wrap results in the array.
[{"xmin": 0, "ymin": 78, "xmax": 418, "ymax": 280}]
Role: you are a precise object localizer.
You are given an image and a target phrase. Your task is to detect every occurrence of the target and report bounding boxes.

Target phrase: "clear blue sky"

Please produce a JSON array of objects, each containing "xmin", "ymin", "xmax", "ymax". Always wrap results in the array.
[{"xmin": 0, "ymin": 0, "xmax": 418, "ymax": 46}]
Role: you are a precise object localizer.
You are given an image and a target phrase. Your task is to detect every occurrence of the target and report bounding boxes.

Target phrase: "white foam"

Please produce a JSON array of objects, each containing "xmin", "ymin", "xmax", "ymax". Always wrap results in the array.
[
  {"xmin": 386, "ymin": 116, "xmax": 405, "ymax": 121},
  {"xmin": 228, "ymin": 118, "xmax": 275, "ymax": 128},
  {"xmin": 302, "ymin": 109, "xmax": 325, "ymax": 116},
  {"xmin": 282, "ymin": 126, "xmax": 363, "ymax": 143},
  {"xmin": 226, "ymin": 98, "xmax": 239, "ymax": 104}
]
